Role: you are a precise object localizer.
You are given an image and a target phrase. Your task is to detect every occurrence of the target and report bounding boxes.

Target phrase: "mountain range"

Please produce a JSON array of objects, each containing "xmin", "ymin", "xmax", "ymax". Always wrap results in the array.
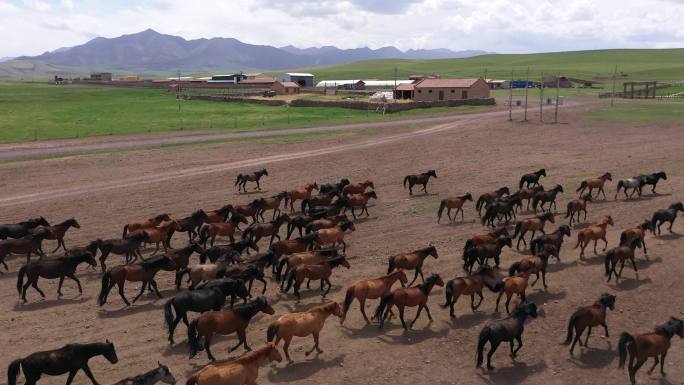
[{"xmin": 17, "ymin": 29, "xmax": 490, "ymax": 73}]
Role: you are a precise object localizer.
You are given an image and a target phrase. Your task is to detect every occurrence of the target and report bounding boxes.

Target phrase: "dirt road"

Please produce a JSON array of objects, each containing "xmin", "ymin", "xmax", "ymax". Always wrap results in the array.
[{"xmin": 2, "ymin": 100, "xmax": 683, "ymax": 385}]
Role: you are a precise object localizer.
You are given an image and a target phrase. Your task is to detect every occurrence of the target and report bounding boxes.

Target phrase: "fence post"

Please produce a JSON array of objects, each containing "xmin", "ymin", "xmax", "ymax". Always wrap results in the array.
[
  {"xmin": 210, "ymin": 118, "xmax": 213, "ymax": 129},
  {"xmin": 234, "ymin": 116, "xmax": 238, "ymax": 129},
  {"xmin": 261, "ymin": 115, "xmax": 265, "ymax": 126},
  {"xmin": 180, "ymin": 119, "xmax": 184, "ymax": 130}
]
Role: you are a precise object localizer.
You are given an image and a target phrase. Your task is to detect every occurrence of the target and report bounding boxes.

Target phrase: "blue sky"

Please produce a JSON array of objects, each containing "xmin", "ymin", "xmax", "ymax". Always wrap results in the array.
[{"xmin": 2, "ymin": 0, "xmax": 684, "ymax": 57}]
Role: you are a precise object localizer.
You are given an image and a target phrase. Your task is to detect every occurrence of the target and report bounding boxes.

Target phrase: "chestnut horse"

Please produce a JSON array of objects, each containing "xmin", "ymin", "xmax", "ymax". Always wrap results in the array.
[
  {"xmin": 228, "ymin": 203, "xmax": 259, "ymax": 224},
  {"xmin": 140, "ymin": 220, "xmax": 178, "ymax": 255},
  {"xmin": 267, "ymin": 302, "xmax": 342, "ymax": 362},
  {"xmin": 374, "ymin": 273, "xmax": 444, "ymax": 329},
  {"xmin": 619, "ymin": 317, "xmax": 684, "ymax": 385},
  {"xmin": 387, "ymin": 245, "xmax": 439, "ymax": 286},
  {"xmin": 98, "ymin": 256, "xmax": 174, "ymax": 306},
  {"xmin": 341, "ymin": 270, "xmax": 408, "ymax": 325},
  {"xmin": 343, "ymin": 180, "xmax": 375, "ymax": 195},
  {"xmin": 576, "ymin": 172, "xmax": 612, "ymax": 199},
  {"xmin": 314, "ymin": 221, "xmax": 355, "ymax": 253},
  {"xmin": 268, "ymin": 233, "xmax": 316, "ymax": 259},
  {"xmin": 199, "ymin": 215, "xmax": 248, "ymax": 247},
  {"xmin": 275, "ymin": 248, "xmax": 339, "ymax": 286},
  {"xmin": 284, "ymin": 256, "xmax": 351, "ymax": 299},
  {"xmin": 254, "ymin": 191, "xmax": 288, "ymax": 222},
  {"xmin": 566, "ymin": 193, "xmax": 593, "ymax": 226},
  {"xmin": 305, "ymin": 214, "xmax": 348, "ymax": 234},
  {"xmin": 122, "ymin": 214, "xmax": 170, "ymax": 238},
  {"xmin": 203, "ymin": 205, "xmax": 232, "ymax": 224},
  {"xmin": 476, "ymin": 303, "xmax": 538, "ymax": 370},
  {"xmin": 513, "ymin": 212, "xmax": 555, "ymax": 249},
  {"xmin": 519, "ymin": 169, "xmax": 546, "ymax": 189},
  {"xmin": 508, "ymin": 245, "xmax": 556, "ymax": 289},
  {"xmin": 442, "ymin": 265, "xmax": 503, "ymax": 319},
  {"xmin": 345, "ymin": 191, "xmax": 377, "ymax": 219},
  {"xmin": 496, "ymin": 271, "xmax": 531, "ymax": 313},
  {"xmin": 437, "ymin": 193, "xmax": 473, "ymax": 223},
  {"xmin": 575, "ymin": 215, "xmax": 614, "ymax": 259},
  {"xmin": 169, "ymin": 210, "xmax": 208, "ymax": 242},
  {"xmin": 476, "ymin": 187, "xmax": 510, "ymax": 216},
  {"xmin": 403, "ymin": 170, "xmax": 437, "ymax": 196},
  {"xmin": 235, "ymin": 169, "xmax": 268, "ymax": 193},
  {"xmin": 188, "ymin": 297, "xmax": 275, "ymax": 361},
  {"xmin": 620, "ymin": 220, "xmax": 652, "ymax": 257},
  {"xmin": 564, "ymin": 293, "xmax": 616, "ymax": 355},
  {"xmin": 35, "ymin": 218, "xmax": 80, "ymax": 252},
  {"xmin": 604, "ymin": 238, "xmax": 642, "ymax": 282},
  {"xmin": 285, "ymin": 183, "xmax": 318, "ymax": 212},
  {"xmin": 186, "ymin": 343, "xmax": 281, "ymax": 385}
]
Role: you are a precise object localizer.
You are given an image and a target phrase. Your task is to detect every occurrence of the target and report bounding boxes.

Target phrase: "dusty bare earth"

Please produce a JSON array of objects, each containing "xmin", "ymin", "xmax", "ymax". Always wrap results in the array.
[{"xmin": 2, "ymin": 100, "xmax": 684, "ymax": 385}]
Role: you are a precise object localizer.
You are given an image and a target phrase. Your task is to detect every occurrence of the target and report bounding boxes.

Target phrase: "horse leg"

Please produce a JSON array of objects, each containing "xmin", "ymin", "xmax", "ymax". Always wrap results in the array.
[
  {"xmin": 668, "ymin": 219, "xmax": 674, "ymax": 233},
  {"xmin": 570, "ymin": 328, "xmax": 582, "ymax": 355},
  {"xmin": 512, "ymin": 335, "xmax": 524, "ymax": 356},
  {"xmin": 57, "ymin": 276, "xmax": 65, "ymax": 297},
  {"xmin": 132, "ymin": 281, "xmax": 147, "ymax": 303},
  {"xmin": 505, "ymin": 293, "xmax": 512, "ymax": 313},
  {"xmin": 486, "ymin": 340, "xmax": 501, "ymax": 370},
  {"xmin": 409, "ymin": 269, "xmax": 419, "ymax": 286},
  {"xmin": 31, "ymin": 280, "xmax": 46, "ymax": 298},
  {"xmin": 660, "ymin": 352, "xmax": 667, "ymax": 376},
  {"xmin": 647, "ymin": 357, "xmax": 659, "ymax": 374},
  {"xmin": 65, "ymin": 370, "xmax": 78, "ymax": 385},
  {"xmin": 602, "ymin": 236, "xmax": 608, "ymax": 251},
  {"xmin": 630, "ymin": 257, "xmax": 638, "ymax": 276},
  {"xmin": 283, "ymin": 337, "xmax": 293, "ymax": 362},
  {"xmin": 256, "ymin": 179, "xmax": 261, "ymax": 190},
  {"xmin": 531, "ymin": 272, "xmax": 540, "ymax": 287},
  {"xmin": 601, "ymin": 187, "xmax": 607, "ymax": 200},
  {"xmin": 630, "ymin": 358, "xmax": 646, "ymax": 385},
  {"xmin": 151, "ymin": 279, "xmax": 163, "ymax": 298},
  {"xmin": 642, "ymin": 239, "xmax": 648, "ymax": 256},
  {"xmin": 474, "ymin": 292, "xmax": 484, "ymax": 310},
  {"xmin": 398, "ymin": 306, "xmax": 407, "ymax": 330},
  {"xmin": 410, "ymin": 304, "xmax": 424, "ymax": 328},
  {"xmin": 584, "ymin": 326, "xmax": 592, "ymax": 347},
  {"xmin": 323, "ymin": 278, "xmax": 332, "ymax": 297},
  {"xmin": 305, "ymin": 332, "xmax": 322, "ymax": 356},
  {"xmin": 229, "ymin": 329, "xmax": 247, "ymax": 352},
  {"xmin": 205, "ymin": 334, "xmax": 216, "ymax": 361},
  {"xmin": 358, "ymin": 297, "xmax": 371, "ymax": 324},
  {"xmin": 593, "ymin": 239, "xmax": 598, "ymax": 254},
  {"xmin": 495, "ymin": 291, "xmax": 503, "ymax": 312},
  {"xmin": 81, "ymin": 364, "xmax": 99, "ymax": 385}
]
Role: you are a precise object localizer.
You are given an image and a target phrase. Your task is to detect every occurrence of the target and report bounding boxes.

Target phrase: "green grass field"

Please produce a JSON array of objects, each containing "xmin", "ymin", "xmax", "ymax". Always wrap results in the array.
[
  {"xmin": 0, "ymin": 82, "xmax": 487, "ymax": 143},
  {"xmin": 591, "ymin": 103, "xmax": 684, "ymax": 124}
]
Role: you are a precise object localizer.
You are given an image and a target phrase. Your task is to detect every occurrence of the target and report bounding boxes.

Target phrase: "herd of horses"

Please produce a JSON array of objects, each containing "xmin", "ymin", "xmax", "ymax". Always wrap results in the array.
[{"xmin": 3, "ymin": 167, "xmax": 682, "ymax": 385}]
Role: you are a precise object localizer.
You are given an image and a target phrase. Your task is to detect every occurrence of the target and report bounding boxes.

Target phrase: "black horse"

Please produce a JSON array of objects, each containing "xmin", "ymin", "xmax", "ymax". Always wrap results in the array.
[
  {"xmin": 198, "ymin": 239, "xmax": 259, "ymax": 264},
  {"xmin": 651, "ymin": 202, "xmax": 684, "ymax": 235},
  {"xmin": 17, "ymin": 252, "xmax": 97, "ymax": 303},
  {"xmin": 476, "ymin": 303, "xmax": 538, "ymax": 370},
  {"xmin": 286, "ymin": 213, "xmax": 316, "ymax": 238},
  {"xmin": 319, "ymin": 178, "xmax": 350, "ymax": 194},
  {"xmin": 463, "ymin": 236, "xmax": 512, "ymax": 273},
  {"xmin": 307, "ymin": 198, "xmax": 349, "ymax": 219},
  {"xmin": 221, "ymin": 264, "xmax": 268, "ymax": 296},
  {"xmin": 164, "ymin": 286, "xmax": 226, "ymax": 344},
  {"xmin": 0, "ymin": 217, "xmax": 50, "ymax": 240},
  {"xmin": 403, "ymin": 170, "xmax": 437, "ymax": 196},
  {"xmin": 8, "ymin": 341, "xmax": 118, "ymax": 385},
  {"xmin": 635, "ymin": 171, "xmax": 667, "ymax": 194},
  {"xmin": 168, "ymin": 210, "xmax": 208, "ymax": 243},
  {"xmin": 519, "ymin": 169, "xmax": 546, "ymax": 189},
  {"xmin": 530, "ymin": 225, "xmax": 571, "ymax": 257},
  {"xmin": 481, "ymin": 196, "xmax": 522, "ymax": 227},
  {"xmin": 235, "ymin": 169, "xmax": 268, "ymax": 192},
  {"xmin": 93, "ymin": 232, "xmax": 147, "ymax": 272},
  {"xmin": 194, "ymin": 277, "xmax": 250, "ymax": 307}
]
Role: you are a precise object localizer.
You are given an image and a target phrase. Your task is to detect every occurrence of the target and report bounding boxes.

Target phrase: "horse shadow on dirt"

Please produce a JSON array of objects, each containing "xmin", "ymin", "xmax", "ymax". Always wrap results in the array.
[
  {"xmin": 546, "ymin": 260, "xmax": 578, "ymax": 273},
  {"xmin": 339, "ymin": 322, "xmax": 386, "ymax": 339},
  {"xmin": 98, "ymin": 300, "xmax": 164, "ymax": 318},
  {"xmin": 162, "ymin": 341, "xmax": 189, "ymax": 358},
  {"xmin": 377, "ymin": 324, "xmax": 449, "ymax": 345},
  {"xmin": 567, "ymin": 343, "xmax": 615, "ymax": 369},
  {"xmin": 235, "ymin": 190, "xmax": 267, "ymax": 196},
  {"xmin": 655, "ymin": 233, "xmax": 682, "ymax": 241},
  {"xmin": 447, "ymin": 311, "xmax": 493, "ymax": 330},
  {"xmin": 477, "ymin": 360, "xmax": 547, "ymax": 385},
  {"xmin": 267, "ymin": 354, "xmax": 345, "ymax": 383},
  {"xmin": 276, "ymin": 285, "xmax": 343, "ymax": 306},
  {"xmin": 636, "ymin": 256, "xmax": 663, "ymax": 270},
  {"xmin": 13, "ymin": 296, "xmax": 89, "ymax": 311},
  {"xmin": 407, "ymin": 192, "xmax": 439, "ymax": 199},
  {"xmin": 527, "ymin": 290, "xmax": 567, "ymax": 304},
  {"xmin": 579, "ymin": 253, "xmax": 609, "ymax": 266},
  {"xmin": 351, "ymin": 216, "xmax": 377, "ymax": 224},
  {"xmin": 609, "ymin": 276, "xmax": 652, "ymax": 291},
  {"xmin": 442, "ymin": 219, "xmax": 477, "ymax": 228}
]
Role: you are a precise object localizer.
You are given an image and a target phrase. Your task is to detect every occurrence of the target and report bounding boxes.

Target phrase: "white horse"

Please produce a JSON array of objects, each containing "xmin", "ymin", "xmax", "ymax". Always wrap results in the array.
[{"xmin": 615, "ymin": 178, "xmax": 643, "ymax": 200}]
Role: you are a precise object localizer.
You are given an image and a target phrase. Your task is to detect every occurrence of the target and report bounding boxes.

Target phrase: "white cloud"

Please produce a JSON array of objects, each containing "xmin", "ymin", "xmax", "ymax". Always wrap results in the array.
[{"xmin": 2, "ymin": 0, "xmax": 683, "ymax": 57}]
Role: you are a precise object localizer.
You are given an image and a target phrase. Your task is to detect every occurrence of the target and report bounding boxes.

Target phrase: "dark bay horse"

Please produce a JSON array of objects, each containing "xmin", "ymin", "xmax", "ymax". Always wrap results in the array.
[
  {"xmin": 387, "ymin": 245, "xmax": 439, "ymax": 285},
  {"xmin": 319, "ymin": 178, "xmax": 350, "ymax": 194},
  {"xmin": 235, "ymin": 169, "xmax": 268, "ymax": 193},
  {"xmin": 8, "ymin": 341, "xmax": 118, "ymax": 385},
  {"xmin": 620, "ymin": 220, "xmax": 652, "ymax": 257},
  {"xmin": 481, "ymin": 196, "xmax": 521, "ymax": 227},
  {"xmin": 169, "ymin": 210, "xmax": 208, "ymax": 242},
  {"xmin": 604, "ymin": 238, "xmax": 642, "ymax": 282},
  {"xmin": 564, "ymin": 293, "xmax": 616, "ymax": 355},
  {"xmin": 635, "ymin": 171, "xmax": 667, "ymax": 194},
  {"xmin": 253, "ymin": 191, "xmax": 287, "ymax": 221},
  {"xmin": 403, "ymin": 170, "xmax": 437, "ymax": 196},
  {"xmin": 437, "ymin": 193, "xmax": 473, "ymax": 223},
  {"xmin": 241, "ymin": 213, "xmax": 290, "ymax": 246},
  {"xmin": 476, "ymin": 187, "xmax": 510, "ymax": 216},
  {"xmin": 442, "ymin": 265, "xmax": 503, "ymax": 319},
  {"xmin": 112, "ymin": 363, "xmax": 176, "ymax": 385},
  {"xmin": 34, "ymin": 218, "xmax": 80, "ymax": 252},
  {"xmin": 651, "ymin": 202, "xmax": 684, "ymax": 235},
  {"xmin": 98, "ymin": 256, "xmax": 175, "ymax": 306},
  {"xmin": 531, "ymin": 184, "xmax": 563, "ymax": 213},
  {"xmin": 164, "ymin": 286, "xmax": 226, "ymax": 344},
  {"xmin": 374, "ymin": 273, "xmax": 444, "ymax": 329},
  {"xmin": 284, "ymin": 256, "xmax": 351, "ymax": 299},
  {"xmin": 0, "ymin": 216, "xmax": 49, "ymax": 240},
  {"xmin": 566, "ymin": 193, "xmax": 593, "ymax": 226},
  {"xmin": 463, "ymin": 236, "xmax": 511, "ymax": 273},
  {"xmin": 94, "ymin": 232, "xmax": 147, "ymax": 272},
  {"xmin": 0, "ymin": 228, "xmax": 52, "ymax": 266},
  {"xmin": 476, "ymin": 303, "xmax": 538, "ymax": 370},
  {"xmin": 519, "ymin": 169, "xmax": 546, "ymax": 189},
  {"xmin": 530, "ymin": 225, "xmax": 571, "ymax": 257},
  {"xmin": 508, "ymin": 245, "xmax": 556, "ymax": 289},
  {"xmin": 17, "ymin": 252, "xmax": 97, "ymax": 303},
  {"xmin": 513, "ymin": 212, "xmax": 555, "ymax": 249},
  {"xmin": 619, "ymin": 317, "xmax": 684, "ymax": 385}
]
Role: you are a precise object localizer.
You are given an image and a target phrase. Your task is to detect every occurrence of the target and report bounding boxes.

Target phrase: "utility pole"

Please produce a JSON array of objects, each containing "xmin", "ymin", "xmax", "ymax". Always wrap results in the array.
[
  {"xmin": 177, "ymin": 69, "xmax": 182, "ymax": 112},
  {"xmin": 508, "ymin": 68, "xmax": 513, "ymax": 121},
  {"xmin": 394, "ymin": 67, "xmax": 398, "ymax": 103},
  {"xmin": 484, "ymin": 67, "xmax": 488, "ymax": 81},
  {"xmin": 539, "ymin": 71, "xmax": 544, "ymax": 123},
  {"xmin": 554, "ymin": 73, "xmax": 560, "ymax": 123},
  {"xmin": 610, "ymin": 65, "xmax": 618, "ymax": 107},
  {"xmin": 523, "ymin": 66, "xmax": 530, "ymax": 122}
]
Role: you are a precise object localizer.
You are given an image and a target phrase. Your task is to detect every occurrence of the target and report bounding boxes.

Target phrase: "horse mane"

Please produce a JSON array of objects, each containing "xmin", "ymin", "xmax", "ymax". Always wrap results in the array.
[
  {"xmin": 141, "ymin": 256, "xmax": 170, "ymax": 270},
  {"xmin": 326, "ymin": 256, "xmax": 348, "ymax": 267},
  {"xmin": 418, "ymin": 245, "xmax": 436, "ymax": 255},
  {"xmin": 597, "ymin": 293, "xmax": 615, "ymax": 307},
  {"xmin": 232, "ymin": 297, "xmax": 268, "ymax": 320},
  {"xmin": 310, "ymin": 301, "xmax": 338, "ymax": 314},
  {"xmin": 654, "ymin": 319, "xmax": 683, "ymax": 338},
  {"xmin": 232, "ymin": 344, "xmax": 275, "ymax": 364},
  {"xmin": 418, "ymin": 274, "xmax": 440, "ymax": 292},
  {"xmin": 190, "ymin": 210, "xmax": 206, "ymax": 220}
]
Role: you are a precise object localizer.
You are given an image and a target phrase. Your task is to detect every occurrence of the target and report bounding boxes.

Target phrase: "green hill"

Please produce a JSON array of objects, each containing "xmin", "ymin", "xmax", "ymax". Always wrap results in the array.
[{"xmin": 292, "ymin": 49, "xmax": 684, "ymax": 83}]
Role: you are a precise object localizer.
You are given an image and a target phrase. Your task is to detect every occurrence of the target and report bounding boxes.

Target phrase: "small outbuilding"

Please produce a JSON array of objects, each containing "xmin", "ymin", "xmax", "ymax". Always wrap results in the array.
[
  {"xmin": 90, "ymin": 72, "xmax": 112, "ymax": 81},
  {"xmin": 276, "ymin": 73, "xmax": 315, "ymax": 88},
  {"xmin": 396, "ymin": 78, "xmax": 490, "ymax": 101},
  {"xmin": 239, "ymin": 77, "xmax": 276, "ymax": 87},
  {"xmin": 272, "ymin": 81, "xmax": 300, "ymax": 95}
]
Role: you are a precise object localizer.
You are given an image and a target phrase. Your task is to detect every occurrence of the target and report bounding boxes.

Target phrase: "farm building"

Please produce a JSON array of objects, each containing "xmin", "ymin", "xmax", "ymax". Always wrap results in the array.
[
  {"xmin": 239, "ymin": 77, "xmax": 276, "ymax": 87},
  {"xmin": 276, "ymin": 73, "xmax": 315, "ymax": 87},
  {"xmin": 272, "ymin": 81, "xmax": 300, "ymax": 95},
  {"xmin": 409, "ymin": 73, "xmax": 441, "ymax": 81},
  {"xmin": 315, "ymin": 79, "xmax": 414, "ymax": 89},
  {"xmin": 90, "ymin": 72, "xmax": 112, "ymax": 81},
  {"xmin": 208, "ymin": 74, "xmax": 246, "ymax": 83},
  {"xmin": 543, "ymin": 75, "xmax": 573, "ymax": 88},
  {"xmin": 487, "ymin": 79, "xmax": 508, "ymax": 89},
  {"xmin": 394, "ymin": 78, "xmax": 490, "ymax": 101}
]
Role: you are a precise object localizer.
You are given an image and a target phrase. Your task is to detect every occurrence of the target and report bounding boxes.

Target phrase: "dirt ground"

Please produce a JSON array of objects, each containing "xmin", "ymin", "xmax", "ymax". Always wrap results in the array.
[{"xmin": 2, "ymin": 99, "xmax": 684, "ymax": 385}]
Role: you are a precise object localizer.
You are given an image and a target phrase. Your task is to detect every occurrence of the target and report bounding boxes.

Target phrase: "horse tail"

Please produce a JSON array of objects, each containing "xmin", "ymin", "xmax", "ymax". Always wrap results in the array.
[
  {"xmin": 576, "ymin": 181, "xmax": 587, "ymax": 193},
  {"xmin": 301, "ymin": 198, "xmax": 309, "ymax": 213},
  {"xmin": 508, "ymin": 261, "xmax": 521, "ymax": 277},
  {"xmin": 7, "ymin": 359, "xmax": 22, "ymax": 385},
  {"xmin": 342, "ymin": 286, "xmax": 355, "ymax": 322},
  {"xmin": 477, "ymin": 326, "xmax": 491, "ymax": 368},
  {"xmin": 98, "ymin": 270, "xmax": 112, "ymax": 306},
  {"xmin": 187, "ymin": 319, "xmax": 201, "ymax": 358},
  {"xmin": 185, "ymin": 372, "xmax": 199, "ymax": 385},
  {"xmin": 618, "ymin": 332, "xmax": 635, "ymax": 369},
  {"xmin": 267, "ymin": 323, "xmax": 279, "ymax": 342},
  {"xmin": 475, "ymin": 195, "xmax": 485, "ymax": 211},
  {"xmin": 437, "ymin": 200, "xmax": 446, "ymax": 223},
  {"xmin": 604, "ymin": 249, "xmax": 614, "ymax": 276},
  {"xmin": 650, "ymin": 214, "xmax": 658, "ymax": 234},
  {"xmin": 122, "ymin": 224, "xmax": 129, "ymax": 238},
  {"xmin": 163, "ymin": 298, "xmax": 175, "ymax": 332},
  {"xmin": 564, "ymin": 313, "xmax": 579, "ymax": 344},
  {"xmin": 513, "ymin": 221, "xmax": 522, "ymax": 239},
  {"xmin": 519, "ymin": 177, "xmax": 525, "ymax": 190},
  {"xmin": 275, "ymin": 257, "xmax": 288, "ymax": 282},
  {"xmin": 387, "ymin": 256, "xmax": 396, "ymax": 274},
  {"xmin": 442, "ymin": 281, "xmax": 453, "ymax": 307},
  {"xmin": 16, "ymin": 265, "xmax": 26, "ymax": 294},
  {"xmin": 198, "ymin": 225, "xmax": 209, "ymax": 245},
  {"xmin": 565, "ymin": 202, "xmax": 572, "ymax": 218},
  {"xmin": 530, "ymin": 238, "xmax": 541, "ymax": 255},
  {"xmin": 283, "ymin": 269, "xmax": 296, "ymax": 293},
  {"xmin": 373, "ymin": 292, "xmax": 393, "ymax": 321},
  {"xmin": 403, "ymin": 175, "xmax": 410, "ymax": 189},
  {"xmin": 176, "ymin": 268, "xmax": 189, "ymax": 290}
]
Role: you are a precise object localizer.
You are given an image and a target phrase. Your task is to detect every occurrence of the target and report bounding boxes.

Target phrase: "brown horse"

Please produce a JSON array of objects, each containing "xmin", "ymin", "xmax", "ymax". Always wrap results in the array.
[
  {"xmin": 387, "ymin": 245, "xmax": 439, "ymax": 286},
  {"xmin": 462, "ymin": 236, "xmax": 512, "ymax": 273},
  {"xmin": 177, "ymin": 263, "xmax": 228, "ymax": 290},
  {"xmin": 442, "ymin": 265, "xmax": 503, "ymax": 319},
  {"xmin": 564, "ymin": 293, "xmax": 616, "ymax": 355},
  {"xmin": 343, "ymin": 180, "xmax": 375, "ymax": 195},
  {"xmin": 314, "ymin": 221, "xmax": 355, "ymax": 253},
  {"xmin": 575, "ymin": 215, "xmax": 614, "ymax": 259},
  {"xmin": 508, "ymin": 245, "xmax": 556, "ymax": 289},
  {"xmin": 0, "ymin": 228, "xmax": 52, "ymax": 267},
  {"xmin": 267, "ymin": 302, "xmax": 342, "ymax": 362},
  {"xmin": 476, "ymin": 187, "xmax": 510, "ymax": 216},
  {"xmin": 140, "ymin": 220, "xmax": 178, "ymax": 255},
  {"xmin": 254, "ymin": 192, "xmax": 288, "ymax": 222},
  {"xmin": 513, "ymin": 186, "xmax": 545, "ymax": 211},
  {"xmin": 604, "ymin": 238, "xmax": 642, "ymax": 282},
  {"xmin": 122, "ymin": 213, "xmax": 170, "ymax": 238},
  {"xmin": 341, "ymin": 270, "xmax": 408, "ymax": 325},
  {"xmin": 34, "ymin": 218, "xmax": 80, "ymax": 253},
  {"xmin": 186, "ymin": 343, "xmax": 281, "ymax": 385},
  {"xmin": 531, "ymin": 184, "xmax": 564, "ymax": 213},
  {"xmin": 566, "ymin": 193, "xmax": 593, "ymax": 226},
  {"xmin": 241, "ymin": 213, "xmax": 290, "ymax": 246},
  {"xmin": 463, "ymin": 226, "xmax": 509, "ymax": 251},
  {"xmin": 437, "ymin": 193, "xmax": 473, "ymax": 223},
  {"xmin": 275, "ymin": 248, "xmax": 339, "ymax": 286},
  {"xmin": 530, "ymin": 225, "xmax": 571, "ymax": 257},
  {"xmin": 0, "ymin": 216, "xmax": 50, "ymax": 240},
  {"xmin": 496, "ymin": 271, "xmax": 531, "ymax": 313},
  {"xmin": 305, "ymin": 214, "xmax": 349, "ymax": 234},
  {"xmin": 169, "ymin": 210, "xmax": 209, "ymax": 242},
  {"xmin": 94, "ymin": 232, "xmax": 147, "ymax": 272},
  {"xmin": 285, "ymin": 183, "xmax": 318, "ymax": 212},
  {"xmin": 268, "ymin": 233, "xmax": 316, "ymax": 259},
  {"xmin": 345, "ymin": 191, "xmax": 377, "ymax": 219},
  {"xmin": 576, "ymin": 172, "xmax": 612, "ymax": 199},
  {"xmin": 513, "ymin": 212, "xmax": 555, "ymax": 249},
  {"xmin": 203, "ymin": 205, "xmax": 232, "ymax": 224},
  {"xmin": 403, "ymin": 170, "xmax": 437, "ymax": 196},
  {"xmin": 17, "ymin": 252, "xmax": 97, "ymax": 303},
  {"xmin": 98, "ymin": 256, "xmax": 174, "ymax": 306},
  {"xmin": 188, "ymin": 297, "xmax": 275, "ymax": 361},
  {"xmin": 227, "ymin": 203, "xmax": 260, "ymax": 225},
  {"xmin": 619, "ymin": 317, "xmax": 684, "ymax": 385},
  {"xmin": 284, "ymin": 256, "xmax": 350, "ymax": 299},
  {"xmin": 620, "ymin": 220, "xmax": 652, "ymax": 257},
  {"xmin": 374, "ymin": 273, "xmax": 444, "ymax": 329},
  {"xmin": 198, "ymin": 215, "xmax": 248, "ymax": 247}
]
